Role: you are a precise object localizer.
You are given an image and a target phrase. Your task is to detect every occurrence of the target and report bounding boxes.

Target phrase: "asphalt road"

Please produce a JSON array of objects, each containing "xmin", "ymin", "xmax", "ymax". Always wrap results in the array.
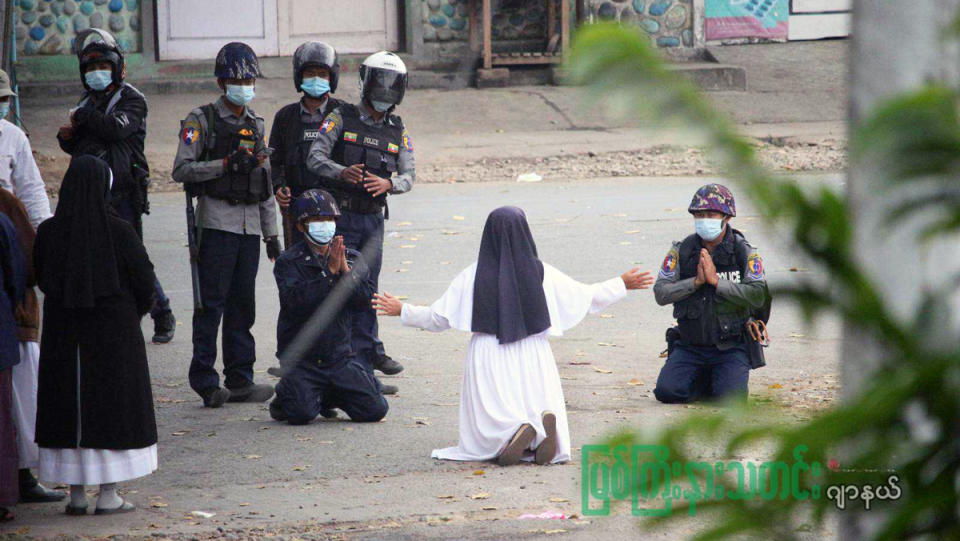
[{"xmin": 6, "ymin": 174, "xmax": 842, "ymax": 540}]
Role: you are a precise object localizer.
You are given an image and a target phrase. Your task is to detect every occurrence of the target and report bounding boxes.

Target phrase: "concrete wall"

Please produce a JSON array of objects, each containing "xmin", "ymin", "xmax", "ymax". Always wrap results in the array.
[
  {"xmin": 421, "ymin": 0, "xmax": 569, "ymax": 43},
  {"xmin": 587, "ymin": 0, "xmax": 696, "ymax": 48},
  {"xmin": 14, "ymin": 0, "xmax": 143, "ymax": 56}
]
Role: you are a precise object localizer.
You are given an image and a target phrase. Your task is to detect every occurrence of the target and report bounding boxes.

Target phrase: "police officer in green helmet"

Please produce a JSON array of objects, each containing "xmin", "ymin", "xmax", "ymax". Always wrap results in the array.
[
  {"xmin": 653, "ymin": 184, "xmax": 770, "ymax": 404},
  {"xmin": 172, "ymin": 42, "xmax": 280, "ymax": 408}
]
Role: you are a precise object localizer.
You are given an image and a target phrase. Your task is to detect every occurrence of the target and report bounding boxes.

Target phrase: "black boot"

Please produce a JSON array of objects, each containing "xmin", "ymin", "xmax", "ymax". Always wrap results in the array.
[
  {"xmin": 227, "ymin": 383, "xmax": 275, "ymax": 403},
  {"xmin": 19, "ymin": 469, "xmax": 66, "ymax": 503},
  {"xmin": 269, "ymin": 398, "xmax": 288, "ymax": 421},
  {"xmin": 380, "ymin": 382, "xmax": 399, "ymax": 395},
  {"xmin": 373, "ymin": 353, "xmax": 404, "ymax": 375},
  {"xmin": 151, "ymin": 312, "xmax": 176, "ymax": 344}
]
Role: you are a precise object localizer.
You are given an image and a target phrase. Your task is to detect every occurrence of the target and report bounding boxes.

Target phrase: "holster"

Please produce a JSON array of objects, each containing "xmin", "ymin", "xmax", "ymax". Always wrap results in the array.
[
  {"xmin": 665, "ymin": 326, "xmax": 681, "ymax": 358},
  {"xmin": 745, "ymin": 317, "xmax": 767, "ymax": 369}
]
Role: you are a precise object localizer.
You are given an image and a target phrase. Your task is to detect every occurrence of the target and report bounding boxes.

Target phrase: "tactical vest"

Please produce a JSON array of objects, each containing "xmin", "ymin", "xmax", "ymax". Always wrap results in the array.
[
  {"xmin": 280, "ymin": 98, "xmax": 344, "ymax": 197},
  {"xmin": 329, "ymin": 104, "xmax": 403, "ymax": 214},
  {"xmin": 673, "ymin": 229, "xmax": 754, "ymax": 348},
  {"xmin": 197, "ymin": 104, "xmax": 270, "ymax": 205}
]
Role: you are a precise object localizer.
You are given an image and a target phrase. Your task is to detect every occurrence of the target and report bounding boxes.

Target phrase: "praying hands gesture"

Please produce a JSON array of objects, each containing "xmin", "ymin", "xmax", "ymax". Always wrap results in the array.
[
  {"xmin": 621, "ymin": 268, "xmax": 655, "ymax": 290},
  {"xmin": 325, "ymin": 236, "xmax": 350, "ymax": 275},
  {"xmin": 372, "ymin": 292, "xmax": 403, "ymax": 317},
  {"xmin": 694, "ymin": 248, "xmax": 719, "ymax": 287}
]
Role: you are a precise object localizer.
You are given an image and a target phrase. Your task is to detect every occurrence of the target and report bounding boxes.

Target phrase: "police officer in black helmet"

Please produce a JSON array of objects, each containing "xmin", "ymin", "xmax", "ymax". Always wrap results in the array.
[
  {"xmin": 172, "ymin": 42, "xmax": 280, "ymax": 408},
  {"xmin": 306, "ymin": 51, "xmax": 415, "ymax": 391},
  {"xmin": 271, "ymin": 41, "xmax": 346, "ymax": 251},
  {"xmin": 57, "ymin": 29, "xmax": 176, "ymax": 345}
]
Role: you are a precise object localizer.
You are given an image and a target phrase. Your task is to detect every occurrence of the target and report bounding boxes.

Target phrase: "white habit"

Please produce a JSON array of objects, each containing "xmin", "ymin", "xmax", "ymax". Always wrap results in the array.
[
  {"xmin": 400, "ymin": 262, "xmax": 626, "ymax": 463},
  {"xmin": 11, "ymin": 341, "xmax": 40, "ymax": 468}
]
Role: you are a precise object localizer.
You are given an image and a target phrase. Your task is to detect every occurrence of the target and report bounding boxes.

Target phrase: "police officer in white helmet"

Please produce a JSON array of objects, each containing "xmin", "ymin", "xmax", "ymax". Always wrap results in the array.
[{"xmin": 306, "ymin": 51, "xmax": 415, "ymax": 394}]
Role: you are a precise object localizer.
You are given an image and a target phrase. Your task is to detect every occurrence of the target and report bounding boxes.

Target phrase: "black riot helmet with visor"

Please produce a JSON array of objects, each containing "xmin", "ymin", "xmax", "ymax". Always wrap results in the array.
[
  {"xmin": 75, "ymin": 29, "xmax": 124, "ymax": 91},
  {"xmin": 293, "ymin": 41, "xmax": 340, "ymax": 94},
  {"xmin": 359, "ymin": 51, "xmax": 408, "ymax": 111}
]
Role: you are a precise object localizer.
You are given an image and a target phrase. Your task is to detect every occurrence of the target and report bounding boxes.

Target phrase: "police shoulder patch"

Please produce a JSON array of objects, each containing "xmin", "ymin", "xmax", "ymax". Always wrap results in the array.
[
  {"xmin": 402, "ymin": 133, "xmax": 413, "ymax": 152},
  {"xmin": 659, "ymin": 246, "xmax": 679, "ymax": 279},
  {"xmin": 746, "ymin": 252, "xmax": 764, "ymax": 280},
  {"xmin": 181, "ymin": 120, "xmax": 201, "ymax": 146},
  {"xmin": 320, "ymin": 118, "xmax": 336, "ymax": 134}
]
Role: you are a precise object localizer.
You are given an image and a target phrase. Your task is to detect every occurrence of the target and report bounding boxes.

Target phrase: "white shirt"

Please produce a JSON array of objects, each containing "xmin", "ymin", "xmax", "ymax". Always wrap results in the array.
[{"xmin": 0, "ymin": 119, "xmax": 51, "ymax": 229}]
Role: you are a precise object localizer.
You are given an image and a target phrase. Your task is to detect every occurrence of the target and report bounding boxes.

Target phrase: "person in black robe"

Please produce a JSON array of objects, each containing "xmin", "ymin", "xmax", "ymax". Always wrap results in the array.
[
  {"xmin": 34, "ymin": 155, "xmax": 158, "ymax": 515},
  {"xmin": 0, "ymin": 210, "xmax": 26, "ymax": 520}
]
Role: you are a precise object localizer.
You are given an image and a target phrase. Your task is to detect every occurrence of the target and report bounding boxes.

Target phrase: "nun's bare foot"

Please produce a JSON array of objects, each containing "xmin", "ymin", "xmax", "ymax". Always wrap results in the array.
[
  {"xmin": 535, "ymin": 411, "xmax": 558, "ymax": 465},
  {"xmin": 498, "ymin": 424, "xmax": 536, "ymax": 466}
]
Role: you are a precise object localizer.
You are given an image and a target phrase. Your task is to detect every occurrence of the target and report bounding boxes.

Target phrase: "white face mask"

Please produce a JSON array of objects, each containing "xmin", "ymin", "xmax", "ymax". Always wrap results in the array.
[{"xmin": 695, "ymin": 218, "xmax": 724, "ymax": 241}]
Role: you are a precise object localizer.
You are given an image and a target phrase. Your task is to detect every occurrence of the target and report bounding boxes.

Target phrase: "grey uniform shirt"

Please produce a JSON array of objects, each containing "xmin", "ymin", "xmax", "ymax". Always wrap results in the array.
[
  {"xmin": 653, "ymin": 240, "xmax": 768, "ymax": 310},
  {"xmin": 171, "ymin": 96, "xmax": 278, "ymax": 238},
  {"xmin": 305, "ymin": 102, "xmax": 415, "ymax": 194}
]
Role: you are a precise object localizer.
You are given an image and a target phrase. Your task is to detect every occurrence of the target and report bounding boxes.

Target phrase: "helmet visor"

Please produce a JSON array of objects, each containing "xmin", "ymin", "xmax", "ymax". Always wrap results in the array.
[
  {"xmin": 75, "ymin": 29, "xmax": 119, "ymax": 56},
  {"xmin": 365, "ymin": 68, "xmax": 406, "ymax": 104}
]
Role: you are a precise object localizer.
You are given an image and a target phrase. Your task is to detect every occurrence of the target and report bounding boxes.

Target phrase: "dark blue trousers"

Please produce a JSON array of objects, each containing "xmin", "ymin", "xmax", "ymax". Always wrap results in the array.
[
  {"xmin": 335, "ymin": 210, "xmax": 385, "ymax": 367},
  {"xmin": 274, "ymin": 359, "xmax": 388, "ymax": 424},
  {"xmin": 189, "ymin": 229, "xmax": 260, "ymax": 395},
  {"xmin": 112, "ymin": 195, "xmax": 171, "ymax": 319},
  {"xmin": 654, "ymin": 343, "xmax": 750, "ymax": 404}
]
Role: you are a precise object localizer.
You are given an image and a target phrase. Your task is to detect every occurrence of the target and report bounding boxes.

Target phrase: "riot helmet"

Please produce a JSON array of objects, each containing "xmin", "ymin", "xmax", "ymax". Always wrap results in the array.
[
  {"xmin": 75, "ymin": 29, "xmax": 124, "ymax": 91},
  {"xmin": 293, "ymin": 42, "xmax": 339, "ymax": 94},
  {"xmin": 359, "ymin": 51, "xmax": 408, "ymax": 111}
]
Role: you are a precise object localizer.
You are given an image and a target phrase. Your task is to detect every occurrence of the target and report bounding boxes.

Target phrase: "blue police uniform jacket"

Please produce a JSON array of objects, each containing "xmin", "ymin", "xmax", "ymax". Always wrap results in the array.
[{"xmin": 273, "ymin": 241, "xmax": 374, "ymax": 368}]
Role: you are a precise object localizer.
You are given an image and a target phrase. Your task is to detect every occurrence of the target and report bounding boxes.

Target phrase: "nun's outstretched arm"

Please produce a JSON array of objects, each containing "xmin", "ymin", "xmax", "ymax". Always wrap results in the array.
[{"xmin": 373, "ymin": 292, "xmax": 452, "ymax": 333}]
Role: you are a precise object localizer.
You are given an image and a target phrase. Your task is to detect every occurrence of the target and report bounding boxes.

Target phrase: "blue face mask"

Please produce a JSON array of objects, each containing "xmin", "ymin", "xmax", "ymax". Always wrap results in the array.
[
  {"xmin": 225, "ymin": 84, "xmax": 255, "ymax": 106},
  {"xmin": 301, "ymin": 77, "xmax": 331, "ymax": 98},
  {"xmin": 370, "ymin": 100, "xmax": 393, "ymax": 113},
  {"xmin": 0, "ymin": 103, "xmax": 10, "ymax": 120},
  {"xmin": 84, "ymin": 69, "xmax": 113, "ymax": 91},
  {"xmin": 695, "ymin": 218, "xmax": 725, "ymax": 241},
  {"xmin": 306, "ymin": 221, "xmax": 336, "ymax": 246}
]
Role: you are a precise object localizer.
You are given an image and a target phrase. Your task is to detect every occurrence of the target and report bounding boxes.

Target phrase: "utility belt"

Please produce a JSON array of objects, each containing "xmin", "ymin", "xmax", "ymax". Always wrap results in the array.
[{"xmin": 338, "ymin": 193, "xmax": 386, "ymax": 215}]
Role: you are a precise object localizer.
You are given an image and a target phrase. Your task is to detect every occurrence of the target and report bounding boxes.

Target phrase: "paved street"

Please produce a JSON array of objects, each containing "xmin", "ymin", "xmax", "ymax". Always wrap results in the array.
[
  {"xmin": 7, "ymin": 174, "xmax": 840, "ymax": 540},
  {"xmin": 2, "ymin": 40, "xmax": 849, "ymax": 540}
]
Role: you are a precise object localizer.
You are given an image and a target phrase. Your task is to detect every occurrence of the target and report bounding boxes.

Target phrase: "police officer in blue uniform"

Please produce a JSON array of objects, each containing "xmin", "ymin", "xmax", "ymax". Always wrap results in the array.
[
  {"xmin": 306, "ymin": 51, "xmax": 415, "ymax": 390},
  {"xmin": 270, "ymin": 42, "xmax": 346, "ymax": 250},
  {"xmin": 269, "ymin": 189, "xmax": 388, "ymax": 424},
  {"xmin": 57, "ymin": 29, "xmax": 176, "ymax": 344},
  {"xmin": 653, "ymin": 184, "xmax": 769, "ymax": 403},
  {"xmin": 172, "ymin": 43, "xmax": 280, "ymax": 408}
]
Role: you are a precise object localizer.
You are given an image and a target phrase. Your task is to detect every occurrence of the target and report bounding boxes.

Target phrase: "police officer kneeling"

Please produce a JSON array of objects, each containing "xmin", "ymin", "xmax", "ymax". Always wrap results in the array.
[
  {"xmin": 269, "ymin": 190, "xmax": 388, "ymax": 425},
  {"xmin": 653, "ymin": 184, "xmax": 770, "ymax": 403}
]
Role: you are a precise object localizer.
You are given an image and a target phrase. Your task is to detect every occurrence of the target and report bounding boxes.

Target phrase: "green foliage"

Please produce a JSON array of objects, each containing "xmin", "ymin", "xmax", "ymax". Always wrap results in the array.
[{"xmin": 568, "ymin": 23, "xmax": 960, "ymax": 540}]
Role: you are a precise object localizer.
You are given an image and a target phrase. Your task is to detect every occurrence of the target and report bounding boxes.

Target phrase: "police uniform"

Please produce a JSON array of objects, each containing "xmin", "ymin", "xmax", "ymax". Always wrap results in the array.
[
  {"xmin": 306, "ymin": 102, "xmax": 415, "ymax": 369},
  {"xmin": 172, "ymin": 96, "xmax": 278, "ymax": 398},
  {"xmin": 57, "ymin": 45, "xmax": 174, "ymax": 338},
  {"xmin": 269, "ymin": 96, "xmax": 345, "ymax": 248},
  {"xmin": 653, "ymin": 227, "xmax": 768, "ymax": 403},
  {"xmin": 271, "ymin": 241, "xmax": 387, "ymax": 424}
]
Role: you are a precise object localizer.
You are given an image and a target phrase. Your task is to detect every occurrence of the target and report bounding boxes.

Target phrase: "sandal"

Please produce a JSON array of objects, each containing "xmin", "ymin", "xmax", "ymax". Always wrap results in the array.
[
  {"xmin": 535, "ymin": 411, "xmax": 558, "ymax": 465},
  {"xmin": 498, "ymin": 424, "xmax": 536, "ymax": 466},
  {"xmin": 65, "ymin": 504, "xmax": 88, "ymax": 516},
  {"xmin": 94, "ymin": 500, "xmax": 135, "ymax": 515}
]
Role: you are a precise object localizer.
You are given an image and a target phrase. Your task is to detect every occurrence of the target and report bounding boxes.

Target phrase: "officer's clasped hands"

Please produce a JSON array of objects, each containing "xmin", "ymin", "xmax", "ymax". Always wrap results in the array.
[
  {"xmin": 696, "ymin": 248, "xmax": 719, "ymax": 287},
  {"xmin": 324, "ymin": 235, "xmax": 349, "ymax": 275}
]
